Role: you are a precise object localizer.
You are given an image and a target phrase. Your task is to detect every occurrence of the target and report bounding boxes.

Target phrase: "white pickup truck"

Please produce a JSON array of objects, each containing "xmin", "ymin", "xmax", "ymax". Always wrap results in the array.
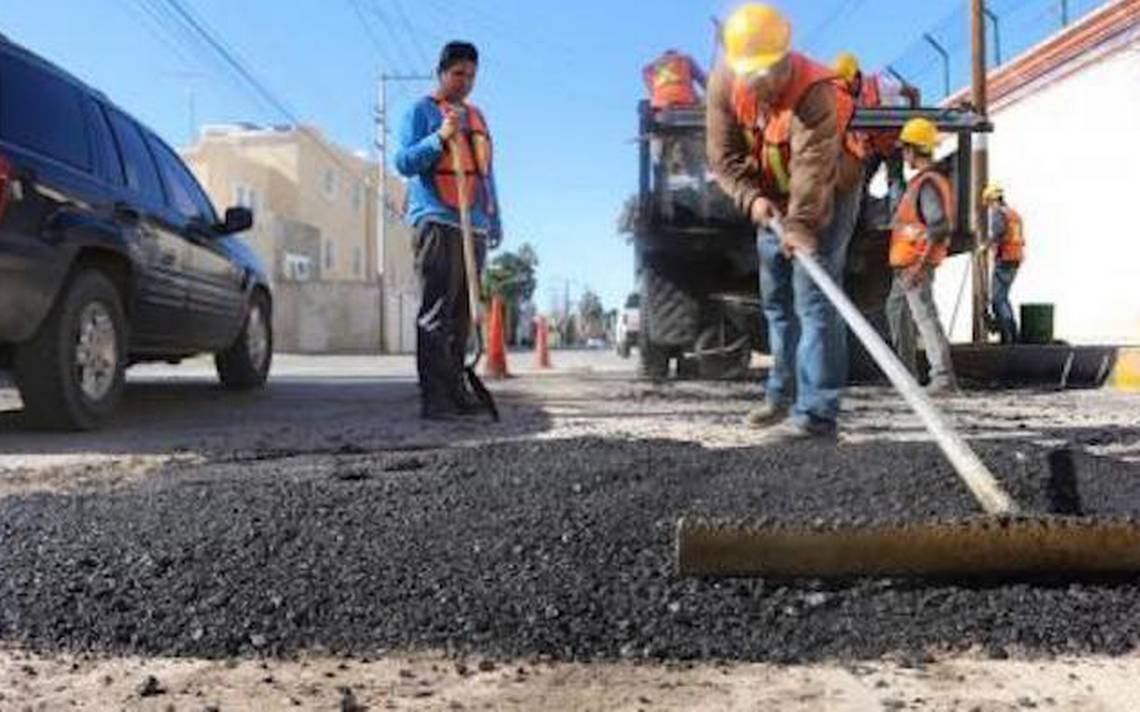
[{"xmin": 615, "ymin": 292, "xmax": 641, "ymax": 359}]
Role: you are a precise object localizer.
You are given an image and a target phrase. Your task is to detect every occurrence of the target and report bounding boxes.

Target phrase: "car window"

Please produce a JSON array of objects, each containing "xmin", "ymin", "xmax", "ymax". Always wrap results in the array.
[
  {"xmin": 147, "ymin": 134, "xmax": 216, "ymax": 224},
  {"xmin": 106, "ymin": 109, "xmax": 165, "ymax": 205},
  {"xmin": 0, "ymin": 52, "xmax": 91, "ymax": 170},
  {"xmin": 85, "ymin": 99, "xmax": 124, "ymax": 186}
]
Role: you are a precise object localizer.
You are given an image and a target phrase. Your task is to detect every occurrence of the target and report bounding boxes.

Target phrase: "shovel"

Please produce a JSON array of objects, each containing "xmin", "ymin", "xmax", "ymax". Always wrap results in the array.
[
  {"xmin": 675, "ymin": 222, "xmax": 1140, "ymax": 578},
  {"xmin": 449, "ymin": 133, "xmax": 499, "ymax": 421}
]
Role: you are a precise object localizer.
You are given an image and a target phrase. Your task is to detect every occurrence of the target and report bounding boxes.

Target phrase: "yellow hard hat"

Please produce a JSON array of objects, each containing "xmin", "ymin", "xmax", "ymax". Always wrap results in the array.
[
  {"xmin": 834, "ymin": 52, "xmax": 860, "ymax": 83},
  {"xmin": 982, "ymin": 183, "xmax": 1004, "ymax": 203},
  {"xmin": 899, "ymin": 117, "xmax": 940, "ymax": 153},
  {"xmin": 723, "ymin": 4, "xmax": 792, "ymax": 77}
]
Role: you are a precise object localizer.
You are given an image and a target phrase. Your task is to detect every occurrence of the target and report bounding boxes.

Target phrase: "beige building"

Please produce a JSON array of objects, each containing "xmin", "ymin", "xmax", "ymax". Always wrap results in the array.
[{"xmin": 182, "ymin": 124, "xmax": 415, "ymax": 353}]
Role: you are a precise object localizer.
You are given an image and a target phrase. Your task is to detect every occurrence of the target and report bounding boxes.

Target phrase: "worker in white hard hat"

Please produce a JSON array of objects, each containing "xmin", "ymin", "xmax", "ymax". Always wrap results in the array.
[{"xmin": 706, "ymin": 3, "xmax": 865, "ymax": 438}]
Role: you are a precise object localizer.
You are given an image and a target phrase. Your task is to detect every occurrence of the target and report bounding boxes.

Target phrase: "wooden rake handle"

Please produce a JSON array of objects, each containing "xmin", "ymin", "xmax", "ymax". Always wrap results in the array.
[
  {"xmin": 449, "ymin": 136, "xmax": 481, "ymax": 329},
  {"xmin": 771, "ymin": 221, "xmax": 1018, "ymax": 516}
]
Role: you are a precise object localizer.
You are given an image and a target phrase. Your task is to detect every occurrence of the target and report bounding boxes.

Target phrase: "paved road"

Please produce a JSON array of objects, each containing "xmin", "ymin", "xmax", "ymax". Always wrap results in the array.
[{"xmin": 3, "ymin": 349, "xmax": 1140, "ymax": 710}]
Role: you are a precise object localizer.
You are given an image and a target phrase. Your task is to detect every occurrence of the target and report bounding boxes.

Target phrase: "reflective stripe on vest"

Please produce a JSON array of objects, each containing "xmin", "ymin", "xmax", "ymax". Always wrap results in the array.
[
  {"xmin": 433, "ymin": 100, "xmax": 494, "ymax": 213},
  {"xmin": 998, "ymin": 206, "xmax": 1025, "ymax": 263},
  {"xmin": 731, "ymin": 52, "xmax": 861, "ymax": 197},
  {"xmin": 890, "ymin": 169, "xmax": 955, "ymax": 269}
]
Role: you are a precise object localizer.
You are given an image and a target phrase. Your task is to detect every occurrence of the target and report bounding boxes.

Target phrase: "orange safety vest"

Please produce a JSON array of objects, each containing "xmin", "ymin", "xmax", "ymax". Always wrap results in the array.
[
  {"xmin": 857, "ymin": 74, "xmax": 901, "ymax": 158},
  {"xmin": 649, "ymin": 54, "xmax": 698, "ymax": 109},
  {"xmin": 996, "ymin": 205, "xmax": 1025, "ymax": 264},
  {"xmin": 433, "ymin": 99, "xmax": 495, "ymax": 214},
  {"xmin": 890, "ymin": 169, "xmax": 955, "ymax": 268},
  {"xmin": 731, "ymin": 52, "xmax": 863, "ymax": 199}
]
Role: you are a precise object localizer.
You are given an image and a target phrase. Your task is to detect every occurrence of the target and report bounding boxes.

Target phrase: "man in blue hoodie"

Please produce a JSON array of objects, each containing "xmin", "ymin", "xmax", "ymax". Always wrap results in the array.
[{"xmin": 395, "ymin": 41, "xmax": 503, "ymax": 419}]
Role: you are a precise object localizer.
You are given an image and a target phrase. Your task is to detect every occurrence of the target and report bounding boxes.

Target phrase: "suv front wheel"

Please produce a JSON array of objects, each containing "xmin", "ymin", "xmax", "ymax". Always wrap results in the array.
[
  {"xmin": 14, "ymin": 270, "xmax": 128, "ymax": 430},
  {"xmin": 215, "ymin": 291, "xmax": 272, "ymax": 389}
]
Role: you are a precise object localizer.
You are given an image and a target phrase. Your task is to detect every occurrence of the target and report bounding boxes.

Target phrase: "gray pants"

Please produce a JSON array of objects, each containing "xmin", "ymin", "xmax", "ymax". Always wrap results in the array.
[{"xmin": 886, "ymin": 267, "xmax": 956, "ymax": 387}]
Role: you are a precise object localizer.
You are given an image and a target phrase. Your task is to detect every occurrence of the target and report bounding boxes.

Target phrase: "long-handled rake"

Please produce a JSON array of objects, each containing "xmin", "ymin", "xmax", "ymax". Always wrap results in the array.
[{"xmin": 676, "ymin": 223, "xmax": 1140, "ymax": 578}]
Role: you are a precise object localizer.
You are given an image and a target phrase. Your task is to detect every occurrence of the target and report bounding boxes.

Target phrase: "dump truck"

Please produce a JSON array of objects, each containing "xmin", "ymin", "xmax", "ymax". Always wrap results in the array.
[{"xmin": 626, "ymin": 100, "xmax": 990, "ymax": 381}]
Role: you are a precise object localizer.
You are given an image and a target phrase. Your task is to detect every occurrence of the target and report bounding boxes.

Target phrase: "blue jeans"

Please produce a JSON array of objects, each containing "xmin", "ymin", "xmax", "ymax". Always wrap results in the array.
[
  {"xmin": 757, "ymin": 184, "xmax": 862, "ymax": 426},
  {"xmin": 991, "ymin": 262, "xmax": 1019, "ymax": 344}
]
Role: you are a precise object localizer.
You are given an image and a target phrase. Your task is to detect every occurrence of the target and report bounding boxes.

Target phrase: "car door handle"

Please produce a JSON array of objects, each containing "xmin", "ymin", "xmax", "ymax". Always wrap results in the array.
[{"xmin": 113, "ymin": 202, "xmax": 142, "ymax": 224}]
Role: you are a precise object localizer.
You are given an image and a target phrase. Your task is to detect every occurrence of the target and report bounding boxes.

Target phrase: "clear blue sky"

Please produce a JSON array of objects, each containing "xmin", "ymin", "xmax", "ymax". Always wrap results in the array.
[{"xmin": 3, "ymin": 0, "xmax": 1073, "ymax": 313}]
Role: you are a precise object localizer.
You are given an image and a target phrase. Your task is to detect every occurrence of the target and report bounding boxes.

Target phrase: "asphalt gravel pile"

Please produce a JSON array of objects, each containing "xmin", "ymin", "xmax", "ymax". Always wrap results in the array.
[{"xmin": 3, "ymin": 437, "xmax": 1140, "ymax": 663}]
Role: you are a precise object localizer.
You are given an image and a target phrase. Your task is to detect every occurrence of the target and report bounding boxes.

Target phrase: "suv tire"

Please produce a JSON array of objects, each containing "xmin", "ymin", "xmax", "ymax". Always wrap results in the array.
[
  {"xmin": 13, "ymin": 270, "xmax": 127, "ymax": 431},
  {"xmin": 215, "ymin": 291, "xmax": 272, "ymax": 389}
]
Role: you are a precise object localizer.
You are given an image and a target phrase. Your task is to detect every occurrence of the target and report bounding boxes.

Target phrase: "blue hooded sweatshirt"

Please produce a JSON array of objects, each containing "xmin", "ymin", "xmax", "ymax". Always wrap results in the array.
[{"xmin": 394, "ymin": 95, "xmax": 502, "ymax": 241}]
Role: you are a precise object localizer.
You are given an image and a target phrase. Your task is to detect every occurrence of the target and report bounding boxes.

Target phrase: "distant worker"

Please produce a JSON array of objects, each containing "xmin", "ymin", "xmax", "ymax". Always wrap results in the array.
[
  {"xmin": 707, "ymin": 3, "xmax": 865, "ymax": 439},
  {"xmin": 834, "ymin": 52, "xmax": 920, "ymax": 111},
  {"xmin": 983, "ymin": 183, "xmax": 1025, "ymax": 344},
  {"xmin": 643, "ymin": 49, "xmax": 707, "ymax": 110},
  {"xmin": 395, "ymin": 41, "xmax": 503, "ymax": 420},
  {"xmin": 885, "ymin": 118, "xmax": 957, "ymax": 394},
  {"xmin": 834, "ymin": 52, "xmax": 920, "ymax": 209}
]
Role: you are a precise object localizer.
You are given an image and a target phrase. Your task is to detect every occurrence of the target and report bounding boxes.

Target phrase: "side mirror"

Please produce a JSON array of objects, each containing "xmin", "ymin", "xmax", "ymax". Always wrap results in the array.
[{"xmin": 214, "ymin": 206, "xmax": 253, "ymax": 236}]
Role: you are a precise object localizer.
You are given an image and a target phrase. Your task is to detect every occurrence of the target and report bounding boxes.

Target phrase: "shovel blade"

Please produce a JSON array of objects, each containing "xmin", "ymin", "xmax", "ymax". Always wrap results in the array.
[{"xmin": 676, "ymin": 515, "xmax": 1140, "ymax": 579}]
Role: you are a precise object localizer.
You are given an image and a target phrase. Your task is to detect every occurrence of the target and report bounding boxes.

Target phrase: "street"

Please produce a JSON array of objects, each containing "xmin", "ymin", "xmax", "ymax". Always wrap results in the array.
[{"xmin": 2, "ymin": 351, "xmax": 1140, "ymax": 710}]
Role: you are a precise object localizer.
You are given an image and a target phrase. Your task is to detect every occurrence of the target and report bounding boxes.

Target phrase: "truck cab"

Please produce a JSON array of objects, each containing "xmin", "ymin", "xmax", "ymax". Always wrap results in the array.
[{"xmin": 627, "ymin": 100, "xmax": 989, "ymax": 381}]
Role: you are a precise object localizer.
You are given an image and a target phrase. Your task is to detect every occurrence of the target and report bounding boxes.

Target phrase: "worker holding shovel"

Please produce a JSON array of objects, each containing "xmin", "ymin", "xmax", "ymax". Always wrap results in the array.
[{"xmin": 395, "ymin": 41, "xmax": 502, "ymax": 420}]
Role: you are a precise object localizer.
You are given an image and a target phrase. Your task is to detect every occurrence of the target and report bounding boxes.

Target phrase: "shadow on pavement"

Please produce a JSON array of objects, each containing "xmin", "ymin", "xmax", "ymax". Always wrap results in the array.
[{"xmin": 0, "ymin": 374, "xmax": 554, "ymax": 468}]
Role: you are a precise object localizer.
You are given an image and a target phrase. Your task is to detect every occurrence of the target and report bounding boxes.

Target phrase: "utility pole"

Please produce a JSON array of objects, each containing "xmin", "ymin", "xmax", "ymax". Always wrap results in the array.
[
  {"xmin": 971, "ymin": 0, "xmax": 990, "ymax": 343},
  {"xmin": 373, "ymin": 72, "xmax": 431, "ymax": 353},
  {"xmin": 374, "ymin": 73, "xmax": 432, "ymax": 279}
]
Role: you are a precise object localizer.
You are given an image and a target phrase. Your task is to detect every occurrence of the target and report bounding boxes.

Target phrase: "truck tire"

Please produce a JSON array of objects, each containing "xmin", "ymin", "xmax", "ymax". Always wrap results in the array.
[
  {"xmin": 638, "ymin": 329, "xmax": 670, "ymax": 381},
  {"xmin": 215, "ymin": 291, "xmax": 272, "ymax": 390},
  {"xmin": 13, "ymin": 270, "xmax": 127, "ymax": 431}
]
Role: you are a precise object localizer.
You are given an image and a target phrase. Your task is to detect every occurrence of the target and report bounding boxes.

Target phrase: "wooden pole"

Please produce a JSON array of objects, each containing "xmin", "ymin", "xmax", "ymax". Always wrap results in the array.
[{"xmin": 971, "ymin": 0, "xmax": 991, "ymax": 343}]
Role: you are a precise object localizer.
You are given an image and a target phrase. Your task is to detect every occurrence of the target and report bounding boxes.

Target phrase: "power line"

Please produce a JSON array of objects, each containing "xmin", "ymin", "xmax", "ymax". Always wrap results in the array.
[
  {"xmin": 347, "ymin": 0, "xmax": 398, "ymax": 69},
  {"xmin": 362, "ymin": 0, "xmax": 424, "ymax": 72},
  {"xmin": 392, "ymin": 0, "xmax": 432, "ymax": 68},
  {"xmin": 157, "ymin": 0, "xmax": 373, "ymax": 183},
  {"xmin": 801, "ymin": 0, "xmax": 861, "ymax": 53}
]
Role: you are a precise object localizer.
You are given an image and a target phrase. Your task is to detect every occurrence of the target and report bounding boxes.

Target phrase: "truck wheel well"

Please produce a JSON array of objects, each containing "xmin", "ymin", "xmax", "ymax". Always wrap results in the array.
[{"xmin": 71, "ymin": 249, "xmax": 133, "ymax": 318}]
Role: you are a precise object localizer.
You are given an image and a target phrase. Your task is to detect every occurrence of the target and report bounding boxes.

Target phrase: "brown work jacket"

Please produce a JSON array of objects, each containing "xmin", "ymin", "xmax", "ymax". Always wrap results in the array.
[{"xmin": 705, "ymin": 63, "xmax": 862, "ymax": 240}]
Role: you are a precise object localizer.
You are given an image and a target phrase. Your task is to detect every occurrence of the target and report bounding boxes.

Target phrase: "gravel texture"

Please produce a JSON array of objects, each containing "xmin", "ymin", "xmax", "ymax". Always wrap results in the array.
[{"xmin": 3, "ymin": 437, "xmax": 1140, "ymax": 663}]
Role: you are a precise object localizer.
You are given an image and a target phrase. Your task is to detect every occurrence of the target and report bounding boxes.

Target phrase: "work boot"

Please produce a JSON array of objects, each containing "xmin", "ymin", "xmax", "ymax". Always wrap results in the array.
[
  {"xmin": 743, "ymin": 402, "xmax": 790, "ymax": 429},
  {"xmin": 784, "ymin": 417, "xmax": 839, "ymax": 441},
  {"xmin": 452, "ymin": 377, "xmax": 486, "ymax": 416},
  {"xmin": 925, "ymin": 379, "xmax": 960, "ymax": 398}
]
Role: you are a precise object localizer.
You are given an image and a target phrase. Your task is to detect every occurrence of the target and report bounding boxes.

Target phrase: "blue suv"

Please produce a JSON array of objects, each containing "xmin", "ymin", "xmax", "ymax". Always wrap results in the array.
[{"xmin": 0, "ymin": 37, "xmax": 273, "ymax": 430}]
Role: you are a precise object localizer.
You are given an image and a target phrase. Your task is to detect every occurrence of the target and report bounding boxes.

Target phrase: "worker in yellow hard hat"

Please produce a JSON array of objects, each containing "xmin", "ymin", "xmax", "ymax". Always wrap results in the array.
[
  {"xmin": 982, "ymin": 183, "xmax": 1026, "ymax": 344},
  {"xmin": 834, "ymin": 52, "xmax": 921, "ymax": 214},
  {"xmin": 885, "ymin": 118, "xmax": 957, "ymax": 394},
  {"xmin": 708, "ymin": 3, "xmax": 865, "ymax": 438}
]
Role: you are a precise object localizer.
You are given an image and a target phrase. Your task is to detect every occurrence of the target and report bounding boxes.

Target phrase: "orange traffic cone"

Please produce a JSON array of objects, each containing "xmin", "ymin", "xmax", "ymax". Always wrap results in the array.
[
  {"xmin": 484, "ymin": 294, "xmax": 509, "ymax": 379},
  {"xmin": 535, "ymin": 315, "xmax": 552, "ymax": 369}
]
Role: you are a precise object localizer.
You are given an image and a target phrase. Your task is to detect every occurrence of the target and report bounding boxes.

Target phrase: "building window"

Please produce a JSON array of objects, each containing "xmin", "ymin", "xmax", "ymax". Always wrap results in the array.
[
  {"xmin": 323, "ymin": 240, "xmax": 335, "ymax": 273},
  {"xmin": 232, "ymin": 182, "xmax": 261, "ymax": 215},
  {"xmin": 351, "ymin": 181, "xmax": 363, "ymax": 212},
  {"xmin": 353, "ymin": 245, "xmax": 363, "ymax": 276},
  {"xmin": 322, "ymin": 168, "xmax": 337, "ymax": 200},
  {"xmin": 283, "ymin": 252, "xmax": 312, "ymax": 282}
]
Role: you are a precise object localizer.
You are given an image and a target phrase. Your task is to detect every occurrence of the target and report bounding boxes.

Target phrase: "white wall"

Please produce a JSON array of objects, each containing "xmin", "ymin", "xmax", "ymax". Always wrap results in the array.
[{"xmin": 934, "ymin": 32, "xmax": 1140, "ymax": 345}]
